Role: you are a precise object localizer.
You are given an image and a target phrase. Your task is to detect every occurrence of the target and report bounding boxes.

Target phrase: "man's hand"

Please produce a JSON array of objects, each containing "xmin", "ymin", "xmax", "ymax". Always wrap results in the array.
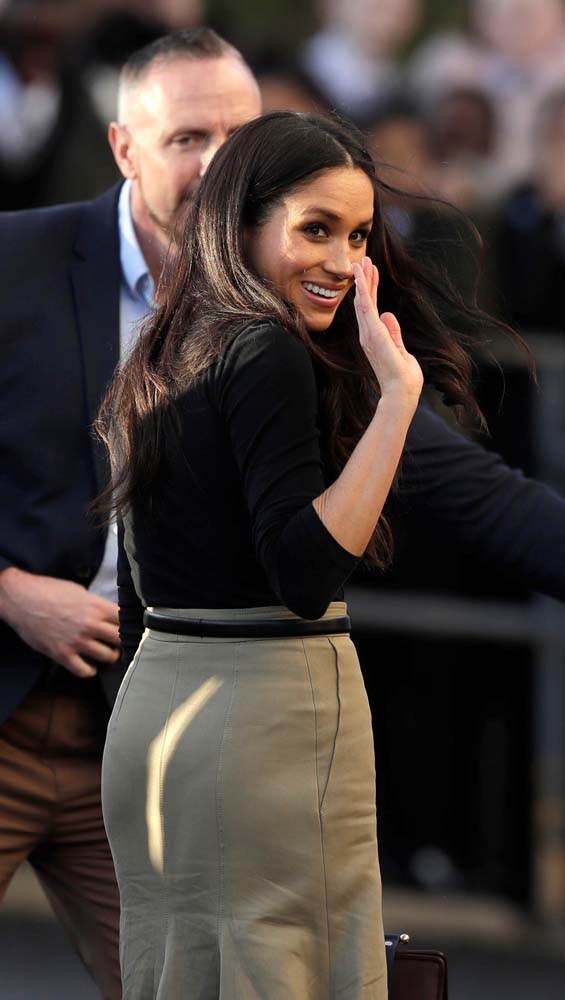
[{"xmin": 0, "ymin": 567, "xmax": 120, "ymax": 678}]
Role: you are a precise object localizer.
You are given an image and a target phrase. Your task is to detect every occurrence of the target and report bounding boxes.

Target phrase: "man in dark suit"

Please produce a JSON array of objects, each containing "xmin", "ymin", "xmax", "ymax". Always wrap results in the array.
[
  {"xmin": 0, "ymin": 28, "xmax": 261, "ymax": 998},
  {"xmin": 1, "ymin": 24, "xmax": 565, "ymax": 1000}
]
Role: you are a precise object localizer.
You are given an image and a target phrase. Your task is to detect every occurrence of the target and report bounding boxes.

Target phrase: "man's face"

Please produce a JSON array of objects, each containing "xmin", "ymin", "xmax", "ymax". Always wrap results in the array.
[{"xmin": 119, "ymin": 55, "xmax": 261, "ymax": 239}]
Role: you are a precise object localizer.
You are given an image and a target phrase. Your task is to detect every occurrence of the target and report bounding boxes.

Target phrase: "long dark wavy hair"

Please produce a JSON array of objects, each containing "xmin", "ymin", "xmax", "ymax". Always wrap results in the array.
[{"xmin": 97, "ymin": 111, "xmax": 512, "ymax": 569}]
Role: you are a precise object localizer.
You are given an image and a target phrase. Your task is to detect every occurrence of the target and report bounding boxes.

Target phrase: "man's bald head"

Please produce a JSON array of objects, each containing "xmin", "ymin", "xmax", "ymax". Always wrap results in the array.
[
  {"xmin": 108, "ymin": 28, "xmax": 261, "ymax": 279},
  {"xmin": 117, "ymin": 27, "xmax": 248, "ymax": 124}
]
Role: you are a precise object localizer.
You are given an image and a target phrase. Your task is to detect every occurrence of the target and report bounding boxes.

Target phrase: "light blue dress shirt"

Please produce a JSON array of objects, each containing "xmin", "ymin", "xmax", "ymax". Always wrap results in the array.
[{"xmin": 90, "ymin": 180, "xmax": 155, "ymax": 602}]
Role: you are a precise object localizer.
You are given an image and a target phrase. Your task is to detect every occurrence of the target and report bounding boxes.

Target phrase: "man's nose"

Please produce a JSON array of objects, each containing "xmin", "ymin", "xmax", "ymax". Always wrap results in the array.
[{"xmin": 199, "ymin": 135, "xmax": 225, "ymax": 177}]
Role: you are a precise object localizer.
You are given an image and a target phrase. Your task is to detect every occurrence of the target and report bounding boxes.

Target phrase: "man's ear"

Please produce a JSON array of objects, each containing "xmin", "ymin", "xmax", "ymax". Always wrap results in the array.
[{"xmin": 108, "ymin": 122, "xmax": 137, "ymax": 180}]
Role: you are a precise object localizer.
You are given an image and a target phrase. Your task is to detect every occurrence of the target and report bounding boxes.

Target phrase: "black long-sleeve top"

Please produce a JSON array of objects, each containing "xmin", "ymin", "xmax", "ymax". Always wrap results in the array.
[
  {"xmin": 119, "ymin": 322, "xmax": 359, "ymax": 663},
  {"xmin": 119, "ymin": 321, "xmax": 565, "ymax": 670}
]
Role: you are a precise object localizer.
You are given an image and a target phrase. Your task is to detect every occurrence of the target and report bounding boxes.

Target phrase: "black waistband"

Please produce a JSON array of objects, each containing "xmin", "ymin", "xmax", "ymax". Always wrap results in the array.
[{"xmin": 143, "ymin": 610, "xmax": 351, "ymax": 639}]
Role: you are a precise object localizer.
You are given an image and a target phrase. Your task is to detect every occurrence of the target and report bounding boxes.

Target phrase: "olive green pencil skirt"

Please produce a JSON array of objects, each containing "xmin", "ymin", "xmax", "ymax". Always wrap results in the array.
[{"xmin": 102, "ymin": 603, "xmax": 387, "ymax": 999}]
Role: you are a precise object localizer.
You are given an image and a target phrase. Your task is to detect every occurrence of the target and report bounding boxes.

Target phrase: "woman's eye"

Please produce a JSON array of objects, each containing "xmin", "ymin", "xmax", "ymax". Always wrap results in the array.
[
  {"xmin": 350, "ymin": 230, "xmax": 370, "ymax": 244},
  {"xmin": 303, "ymin": 223, "xmax": 327, "ymax": 237}
]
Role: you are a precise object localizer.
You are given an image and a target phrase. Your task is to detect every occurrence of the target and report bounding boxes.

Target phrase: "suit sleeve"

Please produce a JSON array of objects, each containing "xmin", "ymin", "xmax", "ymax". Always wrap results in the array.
[
  {"xmin": 117, "ymin": 519, "xmax": 145, "ymax": 670},
  {"xmin": 400, "ymin": 404, "xmax": 565, "ymax": 600}
]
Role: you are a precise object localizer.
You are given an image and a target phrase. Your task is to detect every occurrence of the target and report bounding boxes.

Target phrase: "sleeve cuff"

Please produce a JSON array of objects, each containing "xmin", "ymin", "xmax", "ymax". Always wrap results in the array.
[
  {"xmin": 301, "ymin": 502, "xmax": 361, "ymax": 572},
  {"xmin": 274, "ymin": 503, "xmax": 361, "ymax": 619}
]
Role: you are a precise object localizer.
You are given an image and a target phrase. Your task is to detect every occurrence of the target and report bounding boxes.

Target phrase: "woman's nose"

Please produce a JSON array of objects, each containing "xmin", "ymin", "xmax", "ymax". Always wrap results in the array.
[{"xmin": 323, "ymin": 243, "xmax": 353, "ymax": 277}]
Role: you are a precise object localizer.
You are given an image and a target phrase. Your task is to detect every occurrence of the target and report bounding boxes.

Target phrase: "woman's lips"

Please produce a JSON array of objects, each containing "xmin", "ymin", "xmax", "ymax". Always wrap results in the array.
[{"xmin": 300, "ymin": 281, "xmax": 344, "ymax": 307}]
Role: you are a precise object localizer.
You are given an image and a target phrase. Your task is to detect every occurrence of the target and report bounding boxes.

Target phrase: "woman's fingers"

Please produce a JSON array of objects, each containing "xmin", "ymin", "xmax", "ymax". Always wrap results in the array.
[
  {"xmin": 352, "ymin": 256, "xmax": 423, "ymax": 398},
  {"xmin": 353, "ymin": 258, "xmax": 399, "ymax": 347},
  {"xmin": 354, "ymin": 257, "xmax": 380, "ymax": 311},
  {"xmin": 380, "ymin": 311, "xmax": 403, "ymax": 351},
  {"xmin": 365, "ymin": 260, "xmax": 378, "ymax": 307},
  {"xmin": 353, "ymin": 260, "xmax": 378, "ymax": 317},
  {"xmin": 372, "ymin": 264, "xmax": 379, "ymax": 307}
]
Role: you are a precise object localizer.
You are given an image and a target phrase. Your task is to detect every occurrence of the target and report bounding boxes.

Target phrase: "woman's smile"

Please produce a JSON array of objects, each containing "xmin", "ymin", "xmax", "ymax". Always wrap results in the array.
[{"xmin": 301, "ymin": 280, "xmax": 346, "ymax": 305}]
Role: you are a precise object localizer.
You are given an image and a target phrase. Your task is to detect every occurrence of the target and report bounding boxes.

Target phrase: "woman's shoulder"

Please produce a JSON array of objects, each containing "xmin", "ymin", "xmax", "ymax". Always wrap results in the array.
[
  {"xmin": 219, "ymin": 320, "xmax": 314, "ymax": 378},
  {"xmin": 229, "ymin": 319, "xmax": 310, "ymax": 356},
  {"xmin": 211, "ymin": 319, "xmax": 317, "ymax": 408}
]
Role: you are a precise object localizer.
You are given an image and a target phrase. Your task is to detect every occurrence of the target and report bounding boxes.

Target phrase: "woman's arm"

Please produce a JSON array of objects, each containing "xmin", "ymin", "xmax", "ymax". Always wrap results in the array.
[
  {"xmin": 216, "ymin": 260, "xmax": 422, "ymax": 619},
  {"xmin": 313, "ymin": 257, "xmax": 423, "ymax": 555}
]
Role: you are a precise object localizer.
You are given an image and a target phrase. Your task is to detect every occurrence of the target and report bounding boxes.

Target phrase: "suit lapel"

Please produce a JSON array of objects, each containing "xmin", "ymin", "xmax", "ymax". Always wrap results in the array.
[{"xmin": 70, "ymin": 184, "xmax": 122, "ymax": 495}]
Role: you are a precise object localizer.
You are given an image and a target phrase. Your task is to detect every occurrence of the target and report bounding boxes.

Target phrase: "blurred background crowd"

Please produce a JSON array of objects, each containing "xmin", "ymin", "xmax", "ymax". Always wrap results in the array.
[
  {"xmin": 1, "ymin": 1, "xmax": 564, "ymax": 993},
  {"xmin": 2, "ymin": 0, "xmax": 565, "ymax": 334}
]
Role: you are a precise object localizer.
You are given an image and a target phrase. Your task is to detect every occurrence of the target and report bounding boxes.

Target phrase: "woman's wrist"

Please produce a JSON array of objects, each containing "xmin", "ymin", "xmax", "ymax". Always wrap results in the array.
[{"xmin": 377, "ymin": 387, "xmax": 420, "ymax": 421}]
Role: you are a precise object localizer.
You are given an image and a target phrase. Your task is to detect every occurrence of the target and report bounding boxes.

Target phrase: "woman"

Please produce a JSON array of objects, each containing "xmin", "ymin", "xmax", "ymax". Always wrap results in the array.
[{"xmin": 98, "ymin": 112, "xmax": 492, "ymax": 999}]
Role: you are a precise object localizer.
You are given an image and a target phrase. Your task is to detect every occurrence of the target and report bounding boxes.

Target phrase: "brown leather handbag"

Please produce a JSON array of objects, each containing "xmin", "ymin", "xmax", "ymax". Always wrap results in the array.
[{"xmin": 386, "ymin": 934, "xmax": 448, "ymax": 1000}]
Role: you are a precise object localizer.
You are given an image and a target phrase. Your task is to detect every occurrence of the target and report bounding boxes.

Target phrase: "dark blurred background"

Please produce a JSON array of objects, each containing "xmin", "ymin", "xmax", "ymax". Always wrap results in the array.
[{"xmin": 1, "ymin": 0, "xmax": 564, "ymax": 996}]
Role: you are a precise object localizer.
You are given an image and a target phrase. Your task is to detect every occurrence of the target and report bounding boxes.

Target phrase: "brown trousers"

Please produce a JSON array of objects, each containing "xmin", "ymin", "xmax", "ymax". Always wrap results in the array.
[{"xmin": 0, "ymin": 669, "xmax": 121, "ymax": 999}]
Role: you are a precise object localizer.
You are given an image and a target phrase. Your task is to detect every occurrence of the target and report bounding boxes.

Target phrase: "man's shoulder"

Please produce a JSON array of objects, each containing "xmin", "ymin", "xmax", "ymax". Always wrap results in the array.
[{"xmin": 0, "ymin": 184, "xmax": 122, "ymax": 253}]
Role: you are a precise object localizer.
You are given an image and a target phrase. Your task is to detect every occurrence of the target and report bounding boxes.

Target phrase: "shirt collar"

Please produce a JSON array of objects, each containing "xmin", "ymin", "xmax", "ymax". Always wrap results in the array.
[{"xmin": 118, "ymin": 179, "xmax": 155, "ymax": 307}]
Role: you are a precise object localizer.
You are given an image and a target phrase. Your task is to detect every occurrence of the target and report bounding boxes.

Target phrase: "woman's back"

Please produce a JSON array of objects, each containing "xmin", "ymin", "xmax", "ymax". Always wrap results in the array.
[{"xmin": 124, "ymin": 322, "xmax": 358, "ymax": 617}]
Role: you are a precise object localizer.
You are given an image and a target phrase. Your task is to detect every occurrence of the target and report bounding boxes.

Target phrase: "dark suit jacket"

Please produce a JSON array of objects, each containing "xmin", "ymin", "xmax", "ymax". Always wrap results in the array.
[
  {"xmin": 2, "ymin": 185, "xmax": 565, "ymax": 722},
  {"xmin": 0, "ymin": 185, "xmax": 123, "ymax": 721}
]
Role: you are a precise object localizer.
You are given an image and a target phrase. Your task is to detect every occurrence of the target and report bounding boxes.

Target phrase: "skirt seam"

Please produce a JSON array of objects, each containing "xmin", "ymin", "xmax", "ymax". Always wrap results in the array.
[
  {"xmin": 320, "ymin": 638, "xmax": 342, "ymax": 814},
  {"xmin": 302, "ymin": 637, "xmax": 333, "ymax": 996},
  {"xmin": 153, "ymin": 640, "xmax": 182, "ymax": 995},
  {"xmin": 301, "ymin": 638, "xmax": 322, "ymax": 810},
  {"xmin": 326, "ymin": 637, "xmax": 344, "ymax": 998},
  {"xmin": 215, "ymin": 641, "xmax": 240, "ymax": 946}
]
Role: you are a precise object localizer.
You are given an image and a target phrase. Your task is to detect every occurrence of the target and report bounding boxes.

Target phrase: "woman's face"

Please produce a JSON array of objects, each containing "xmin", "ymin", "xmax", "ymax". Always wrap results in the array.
[{"xmin": 247, "ymin": 166, "xmax": 374, "ymax": 332}]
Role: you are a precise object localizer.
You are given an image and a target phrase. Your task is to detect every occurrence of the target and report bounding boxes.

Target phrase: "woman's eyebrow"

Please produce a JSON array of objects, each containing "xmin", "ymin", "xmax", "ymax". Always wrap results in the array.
[
  {"xmin": 301, "ymin": 207, "xmax": 373, "ymax": 227},
  {"xmin": 301, "ymin": 207, "xmax": 340, "ymax": 221}
]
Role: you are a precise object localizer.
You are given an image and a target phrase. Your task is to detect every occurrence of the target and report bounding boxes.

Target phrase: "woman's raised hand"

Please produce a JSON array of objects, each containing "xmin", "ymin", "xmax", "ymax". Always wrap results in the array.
[{"xmin": 353, "ymin": 256, "xmax": 423, "ymax": 408}]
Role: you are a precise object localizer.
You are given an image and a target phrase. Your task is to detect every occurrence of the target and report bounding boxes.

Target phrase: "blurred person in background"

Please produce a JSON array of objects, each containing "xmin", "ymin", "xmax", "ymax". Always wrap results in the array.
[
  {"xmin": 301, "ymin": 0, "xmax": 423, "ymax": 120},
  {"xmin": 0, "ymin": 0, "xmax": 119, "ymax": 208},
  {"xmin": 409, "ymin": 0, "xmax": 565, "ymax": 192},
  {"xmin": 126, "ymin": 0, "xmax": 204, "ymax": 31},
  {"xmin": 83, "ymin": 0, "xmax": 204, "ymax": 127},
  {"xmin": 363, "ymin": 96, "xmax": 438, "ymax": 213},
  {"xmin": 492, "ymin": 88, "xmax": 565, "ymax": 332},
  {"xmin": 429, "ymin": 85, "xmax": 501, "ymax": 213},
  {"xmin": 363, "ymin": 96, "xmax": 484, "ymax": 302},
  {"xmin": 0, "ymin": 27, "xmax": 261, "ymax": 999},
  {"xmin": 250, "ymin": 48, "xmax": 329, "ymax": 115}
]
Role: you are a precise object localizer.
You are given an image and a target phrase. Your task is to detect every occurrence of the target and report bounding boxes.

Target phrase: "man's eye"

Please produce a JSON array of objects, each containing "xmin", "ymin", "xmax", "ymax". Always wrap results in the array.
[{"xmin": 173, "ymin": 135, "xmax": 201, "ymax": 147}]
